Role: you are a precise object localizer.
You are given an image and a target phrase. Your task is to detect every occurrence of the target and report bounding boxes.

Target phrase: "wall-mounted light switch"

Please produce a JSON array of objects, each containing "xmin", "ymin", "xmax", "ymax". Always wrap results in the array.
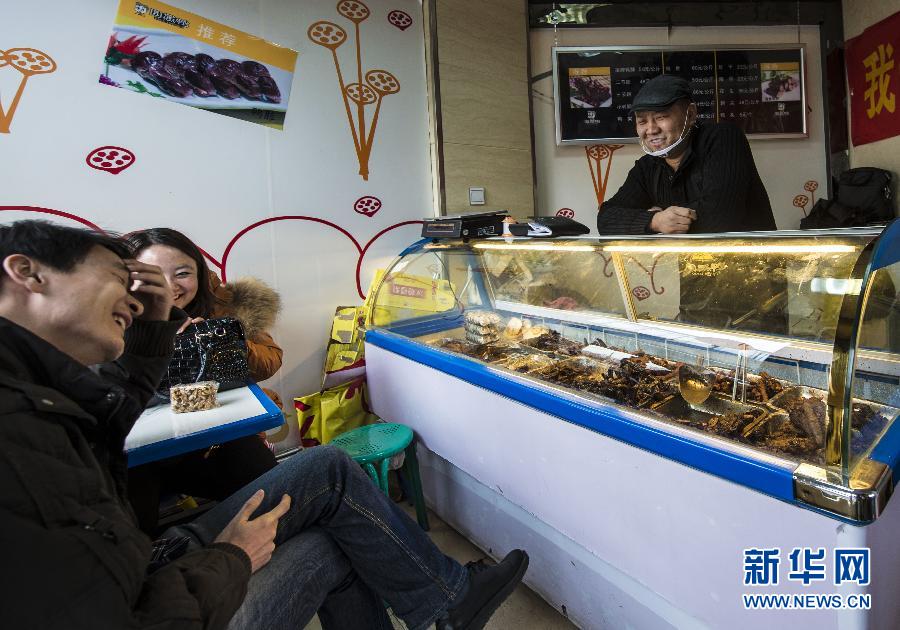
[{"xmin": 468, "ymin": 187, "xmax": 485, "ymax": 205}]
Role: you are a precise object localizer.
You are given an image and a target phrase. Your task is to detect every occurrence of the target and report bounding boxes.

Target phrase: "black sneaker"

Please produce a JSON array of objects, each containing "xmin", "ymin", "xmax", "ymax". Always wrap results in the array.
[{"xmin": 436, "ymin": 549, "xmax": 529, "ymax": 630}]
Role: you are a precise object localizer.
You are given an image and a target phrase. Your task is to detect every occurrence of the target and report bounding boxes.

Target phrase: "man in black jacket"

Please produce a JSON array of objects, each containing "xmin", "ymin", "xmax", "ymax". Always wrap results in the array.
[
  {"xmin": 597, "ymin": 74, "xmax": 777, "ymax": 234},
  {"xmin": 594, "ymin": 76, "xmax": 788, "ymax": 334},
  {"xmin": 0, "ymin": 220, "xmax": 527, "ymax": 629}
]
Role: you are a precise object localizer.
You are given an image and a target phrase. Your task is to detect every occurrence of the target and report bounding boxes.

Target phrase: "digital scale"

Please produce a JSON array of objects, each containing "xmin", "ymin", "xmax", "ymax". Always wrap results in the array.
[{"xmin": 421, "ymin": 210, "xmax": 509, "ymax": 239}]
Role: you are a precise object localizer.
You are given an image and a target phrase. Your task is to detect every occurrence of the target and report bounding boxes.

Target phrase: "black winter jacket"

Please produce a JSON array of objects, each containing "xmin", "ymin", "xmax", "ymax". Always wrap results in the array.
[
  {"xmin": 0, "ymin": 316, "xmax": 251, "ymax": 629},
  {"xmin": 597, "ymin": 122, "xmax": 777, "ymax": 234}
]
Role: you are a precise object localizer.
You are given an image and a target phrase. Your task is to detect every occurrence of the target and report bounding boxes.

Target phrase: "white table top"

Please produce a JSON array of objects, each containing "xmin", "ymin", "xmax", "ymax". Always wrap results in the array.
[{"xmin": 125, "ymin": 383, "xmax": 283, "ymax": 466}]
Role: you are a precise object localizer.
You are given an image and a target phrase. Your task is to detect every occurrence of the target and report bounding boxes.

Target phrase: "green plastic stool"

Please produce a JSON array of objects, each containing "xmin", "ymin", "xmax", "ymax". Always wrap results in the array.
[{"xmin": 331, "ymin": 423, "xmax": 430, "ymax": 531}]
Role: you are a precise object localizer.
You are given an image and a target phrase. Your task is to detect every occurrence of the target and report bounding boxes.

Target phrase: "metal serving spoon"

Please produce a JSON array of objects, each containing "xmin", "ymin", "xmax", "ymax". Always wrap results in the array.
[{"xmin": 678, "ymin": 364, "xmax": 715, "ymax": 406}]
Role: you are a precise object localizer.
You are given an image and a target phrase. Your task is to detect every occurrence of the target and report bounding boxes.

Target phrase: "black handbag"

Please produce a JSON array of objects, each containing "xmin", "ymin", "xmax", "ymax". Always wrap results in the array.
[
  {"xmin": 802, "ymin": 168, "xmax": 895, "ymax": 229},
  {"xmin": 836, "ymin": 167, "xmax": 893, "ymax": 222},
  {"xmin": 157, "ymin": 316, "xmax": 251, "ymax": 398}
]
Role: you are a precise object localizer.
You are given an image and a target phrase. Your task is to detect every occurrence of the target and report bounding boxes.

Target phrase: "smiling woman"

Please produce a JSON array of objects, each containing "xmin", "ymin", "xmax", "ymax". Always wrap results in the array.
[
  {"xmin": 125, "ymin": 227, "xmax": 283, "ymax": 535},
  {"xmin": 127, "ymin": 228, "xmax": 284, "ymax": 384},
  {"xmin": 137, "ymin": 245, "xmax": 201, "ymax": 309},
  {"xmin": 127, "ymin": 228, "xmax": 218, "ymax": 318}
]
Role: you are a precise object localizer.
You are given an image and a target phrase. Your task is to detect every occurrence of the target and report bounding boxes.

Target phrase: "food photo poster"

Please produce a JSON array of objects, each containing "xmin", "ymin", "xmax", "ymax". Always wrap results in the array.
[{"xmin": 101, "ymin": 0, "xmax": 299, "ymax": 129}]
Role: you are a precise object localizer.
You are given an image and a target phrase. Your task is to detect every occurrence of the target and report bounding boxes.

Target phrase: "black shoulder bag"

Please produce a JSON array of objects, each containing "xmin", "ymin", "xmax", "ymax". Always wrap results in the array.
[
  {"xmin": 801, "ymin": 168, "xmax": 894, "ymax": 229},
  {"xmin": 157, "ymin": 316, "xmax": 251, "ymax": 398}
]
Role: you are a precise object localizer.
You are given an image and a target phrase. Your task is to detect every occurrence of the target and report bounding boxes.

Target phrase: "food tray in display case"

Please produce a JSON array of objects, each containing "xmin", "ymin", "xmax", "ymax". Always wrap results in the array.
[{"xmin": 365, "ymin": 222, "xmax": 900, "ymax": 523}]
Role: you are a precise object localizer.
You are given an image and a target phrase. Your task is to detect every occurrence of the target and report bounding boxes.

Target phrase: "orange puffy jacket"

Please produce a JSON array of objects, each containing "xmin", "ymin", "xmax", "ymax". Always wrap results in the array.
[{"xmin": 208, "ymin": 272, "xmax": 284, "ymax": 408}]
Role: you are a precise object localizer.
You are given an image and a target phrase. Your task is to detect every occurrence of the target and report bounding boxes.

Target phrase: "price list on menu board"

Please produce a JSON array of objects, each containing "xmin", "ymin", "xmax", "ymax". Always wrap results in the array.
[{"xmin": 554, "ymin": 46, "xmax": 806, "ymax": 144}]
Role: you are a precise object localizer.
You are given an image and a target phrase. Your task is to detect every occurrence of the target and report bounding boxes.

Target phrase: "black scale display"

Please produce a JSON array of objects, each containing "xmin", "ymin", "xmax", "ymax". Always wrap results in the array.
[{"xmin": 554, "ymin": 46, "xmax": 806, "ymax": 144}]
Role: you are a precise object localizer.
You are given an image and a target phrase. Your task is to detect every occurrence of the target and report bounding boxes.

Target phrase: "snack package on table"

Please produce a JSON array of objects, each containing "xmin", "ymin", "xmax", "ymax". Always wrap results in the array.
[{"xmin": 170, "ymin": 381, "xmax": 219, "ymax": 413}]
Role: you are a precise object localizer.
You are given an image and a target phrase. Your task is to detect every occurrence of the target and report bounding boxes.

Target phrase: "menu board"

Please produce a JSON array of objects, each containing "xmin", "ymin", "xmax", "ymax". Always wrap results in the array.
[{"xmin": 553, "ymin": 45, "xmax": 807, "ymax": 145}]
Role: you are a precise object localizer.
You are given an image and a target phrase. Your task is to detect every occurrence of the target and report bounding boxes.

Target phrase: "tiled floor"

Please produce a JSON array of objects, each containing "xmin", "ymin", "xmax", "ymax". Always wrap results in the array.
[{"xmin": 304, "ymin": 504, "xmax": 575, "ymax": 629}]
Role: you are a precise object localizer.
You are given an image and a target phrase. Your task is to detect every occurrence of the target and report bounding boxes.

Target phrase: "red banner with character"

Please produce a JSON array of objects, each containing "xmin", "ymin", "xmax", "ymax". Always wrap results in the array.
[{"xmin": 846, "ymin": 10, "xmax": 900, "ymax": 147}]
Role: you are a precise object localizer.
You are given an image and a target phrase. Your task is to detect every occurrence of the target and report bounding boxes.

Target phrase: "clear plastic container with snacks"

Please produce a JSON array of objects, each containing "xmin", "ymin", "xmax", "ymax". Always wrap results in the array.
[{"xmin": 170, "ymin": 381, "xmax": 219, "ymax": 414}]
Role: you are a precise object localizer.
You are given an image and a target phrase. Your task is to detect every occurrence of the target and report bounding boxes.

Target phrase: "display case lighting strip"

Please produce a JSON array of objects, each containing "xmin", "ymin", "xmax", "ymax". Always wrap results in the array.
[
  {"xmin": 602, "ymin": 244, "xmax": 857, "ymax": 254},
  {"xmin": 472, "ymin": 243, "xmax": 596, "ymax": 252},
  {"xmin": 471, "ymin": 243, "xmax": 857, "ymax": 254}
]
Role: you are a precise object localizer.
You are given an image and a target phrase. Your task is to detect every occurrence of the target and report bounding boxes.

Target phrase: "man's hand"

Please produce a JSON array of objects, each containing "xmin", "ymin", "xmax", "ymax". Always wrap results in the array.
[
  {"xmin": 649, "ymin": 206, "xmax": 696, "ymax": 234},
  {"xmin": 214, "ymin": 489, "xmax": 291, "ymax": 573},
  {"xmin": 125, "ymin": 260, "xmax": 174, "ymax": 321}
]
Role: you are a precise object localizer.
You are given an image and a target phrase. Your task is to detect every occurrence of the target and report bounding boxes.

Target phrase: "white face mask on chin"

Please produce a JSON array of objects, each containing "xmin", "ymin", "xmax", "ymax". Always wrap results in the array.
[{"xmin": 639, "ymin": 114, "xmax": 691, "ymax": 158}]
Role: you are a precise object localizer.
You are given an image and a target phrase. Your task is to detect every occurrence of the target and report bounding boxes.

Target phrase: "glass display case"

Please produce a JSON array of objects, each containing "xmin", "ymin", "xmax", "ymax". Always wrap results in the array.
[{"xmin": 365, "ymin": 223, "xmax": 900, "ymax": 523}]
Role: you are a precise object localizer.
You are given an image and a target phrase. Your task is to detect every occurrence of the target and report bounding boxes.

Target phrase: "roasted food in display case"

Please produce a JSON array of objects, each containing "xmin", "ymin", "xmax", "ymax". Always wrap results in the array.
[
  {"xmin": 464, "ymin": 310, "xmax": 501, "ymax": 344},
  {"xmin": 519, "ymin": 330, "xmax": 583, "ymax": 355},
  {"xmin": 428, "ymin": 320, "xmax": 896, "ymax": 467},
  {"xmin": 503, "ymin": 353, "xmax": 556, "ymax": 373},
  {"xmin": 711, "ymin": 370, "xmax": 785, "ymax": 402}
]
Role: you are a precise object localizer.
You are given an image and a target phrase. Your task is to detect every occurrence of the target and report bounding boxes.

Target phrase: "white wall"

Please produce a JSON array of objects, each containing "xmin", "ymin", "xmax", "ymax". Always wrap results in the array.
[
  {"xmin": 0, "ymin": 0, "xmax": 432, "ymax": 448},
  {"xmin": 531, "ymin": 26, "xmax": 828, "ymax": 230}
]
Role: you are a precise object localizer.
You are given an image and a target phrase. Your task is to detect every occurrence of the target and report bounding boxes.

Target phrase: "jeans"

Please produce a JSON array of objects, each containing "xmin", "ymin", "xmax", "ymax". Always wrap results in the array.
[{"xmin": 164, "ymin": 445, "xmax": 468, "ymax": 630}]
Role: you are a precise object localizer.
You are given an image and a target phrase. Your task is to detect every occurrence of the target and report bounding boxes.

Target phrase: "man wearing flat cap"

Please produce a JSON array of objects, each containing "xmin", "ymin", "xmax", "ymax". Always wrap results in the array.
[{"xmin": 597, "ymin": 74, "xmax": 777, "ymax": 234}]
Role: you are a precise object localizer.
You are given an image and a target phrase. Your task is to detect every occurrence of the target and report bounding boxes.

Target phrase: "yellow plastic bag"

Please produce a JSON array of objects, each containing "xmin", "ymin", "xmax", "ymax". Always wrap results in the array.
[
  {"xmin": 330, "ymin": 305, "xmax": 366, "ymax": 344},
  {"xmin": 322, "ymin": 306, "xmax": 367, "ymax": 389},
  {"xmin": 322, "ymin": 340, "xmax": 365, "ymax": 388},
  {"xmin": 294, "ymin": 376, "xmax": 377, "ymax": 446}
]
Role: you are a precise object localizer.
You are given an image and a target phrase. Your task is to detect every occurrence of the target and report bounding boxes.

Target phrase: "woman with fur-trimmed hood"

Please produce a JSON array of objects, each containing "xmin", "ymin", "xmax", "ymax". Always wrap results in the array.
[
  {"xmin": 125, "ymin": 228, "xmax": 282, "ymax": 534},
  {"xmin": 209, "ymin": 273, "xmax": 283, "ymax": 406}
]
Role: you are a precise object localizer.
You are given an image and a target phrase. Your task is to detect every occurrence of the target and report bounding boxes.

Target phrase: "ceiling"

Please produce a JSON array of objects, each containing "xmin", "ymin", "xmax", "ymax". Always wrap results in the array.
[{"xmin": 528, "ymin": 2, "xmax": 842, "ymax": 29}]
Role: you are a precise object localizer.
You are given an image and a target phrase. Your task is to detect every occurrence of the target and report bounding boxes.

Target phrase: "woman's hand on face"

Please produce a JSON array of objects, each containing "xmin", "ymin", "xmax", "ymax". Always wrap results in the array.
[
  {"xmin": 177, "ymin": 317, "xmax": 205, "ymax": 334},
  {"xmin": 125, "ymin": 260, "xmax": 174, "ymax": 321}
]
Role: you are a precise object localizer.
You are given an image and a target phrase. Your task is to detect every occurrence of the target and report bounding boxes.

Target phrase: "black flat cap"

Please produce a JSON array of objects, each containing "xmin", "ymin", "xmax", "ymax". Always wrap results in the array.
[{"xmin": 629, "ymin": 75, "xmax": 692, "ymax": 114}]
